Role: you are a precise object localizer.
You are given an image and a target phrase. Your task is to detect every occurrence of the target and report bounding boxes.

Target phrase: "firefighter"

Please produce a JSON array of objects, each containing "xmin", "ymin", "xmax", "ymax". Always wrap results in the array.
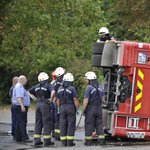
[
  {"xmin": 57, "ymin": 73, "xmax": 80, "ymax": 146},
  {"xmin": 53, "ymin": 67, "xmax": 65, "ymax": 141},
  {"xmin": 27, "ymin": 72, "xmax": 55, "ymax": 146},
  {"xmin": 82, "ymin": 71, "xmax": 105, "ymax": 146},
  {"xmin": 97, "ymin": 27, "xmax": 116, "ymax": 43},
  {"xmin": 50, "ymin": 71, "xmax": 57, "ymax": 137}
]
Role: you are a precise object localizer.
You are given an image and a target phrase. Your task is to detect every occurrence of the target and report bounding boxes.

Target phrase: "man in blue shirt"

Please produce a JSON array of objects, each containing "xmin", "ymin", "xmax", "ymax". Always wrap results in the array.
[
  {"xmin": 83, "ymin": 71, "xmax": 105, "ymax": 146},
  {"xmin": 27, "ymin": 72, "xmax": 55, "ymax": 146},
  {"xmin": 9, "ymin": 76, "xmax": 18, "ymax": 140},
  {"xmin": 57, "ymin": 73, "xmax": 80, "ymax": 146},
  {"xmin": 97, "ymin": 27, "xmax": 116, "ymax": 43},
  {"xmin": 13, "ymin": 75, "xmax": 32, "ymax": 143}
]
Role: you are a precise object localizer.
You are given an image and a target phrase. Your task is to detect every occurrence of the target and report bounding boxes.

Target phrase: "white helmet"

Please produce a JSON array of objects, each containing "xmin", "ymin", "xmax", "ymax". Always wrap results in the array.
[
  {"xmin": 63, "ymin": 73, "xmax": 74, "ymax": 82},
  {"xmin": 99, "ymin": 27, "xmax": 109, "ymax": 35},
  {"xmin": 84, "ymin": 71, "xmax": 97, "ymax": 80},
  {"xmin": 55, "ymin": 67, "xmax": 65, "ymax": 77},
  {"xmin": 38, "ymin": 72, "xmax": 49, "ymax": 82}
]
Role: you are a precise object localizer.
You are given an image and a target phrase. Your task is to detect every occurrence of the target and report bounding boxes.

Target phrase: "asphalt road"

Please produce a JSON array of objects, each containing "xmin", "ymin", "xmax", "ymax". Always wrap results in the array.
[{"xmin": 1, "ymin": 111, "xmax": 150, "ymax": 150}]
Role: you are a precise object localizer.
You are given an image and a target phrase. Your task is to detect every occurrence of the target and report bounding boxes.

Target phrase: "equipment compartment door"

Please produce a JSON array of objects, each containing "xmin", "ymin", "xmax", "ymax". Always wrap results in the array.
[{"xmin": 132, "ymin": 68, "xmax": 150, "ymax": 115}]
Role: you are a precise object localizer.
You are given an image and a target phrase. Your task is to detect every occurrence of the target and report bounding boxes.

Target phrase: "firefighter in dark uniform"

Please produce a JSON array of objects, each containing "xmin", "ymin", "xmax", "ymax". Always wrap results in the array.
[
  {"xmin": 57, "ymin": 73, "xmax": 80, "ymax": 146},
  {"xmin": 50, "ymin": 71, "xmax": 57, "ymax": 137},
  {"xmin": 82, "ymin": 71, "xmax": 105, "ymax": 146},
  {"xmin": 27, "ymin": 72, "xmax": 55, "ymax": 146},
  {"xmin": 53, "ymin": 67, "xmax": 65, "ymax": 141}
]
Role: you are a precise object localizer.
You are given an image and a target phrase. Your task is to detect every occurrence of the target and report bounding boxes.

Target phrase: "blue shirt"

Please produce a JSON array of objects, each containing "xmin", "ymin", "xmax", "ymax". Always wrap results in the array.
[
  {"xmin": 84, "ymin": 84, "xmax": 104, "ymax": 103},
  {"xmin": 57, "ymin": 86, "xmax": 78, "ymax": 101},
  {"xmin": 98, "ymin": 35, "xmax": 115, "ymax": 42},
  {"xmin": 9, "ymin": 85, "xmax": 15, "ymax": 103},
  {"xmin": 29, "ymin": 83, "xmax": 54, "ymax": 99},
  {"xmin": 13, "ymin": 82, "xmax": 30, "ymax": 107}
]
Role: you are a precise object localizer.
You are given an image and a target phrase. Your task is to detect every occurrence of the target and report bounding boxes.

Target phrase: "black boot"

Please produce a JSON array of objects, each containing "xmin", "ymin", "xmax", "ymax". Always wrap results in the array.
[
  {"xmin": 99, "ymin": 139, "xmax": 105, "ymax": 145},
  {"xmin": 67, "ymin": 140, "xmax": 75, "ymax": 146},
  {"xmin": 62, "ymin": 140, "xmax": 67, "ymax": 146},
  {"xmin": 34, "ymin": 138, "xmax": 43, "ymax": 146},
  {"xmin": 52, "ymin": 125, "xmax": 55, "ymax": 137},
  {"xmin": 84, "ymin": 140, "xmax": 92, "ymax": 146},
  {"xmin": 44, "ymin": 139, "xmax": 54, "ymax": 146}
]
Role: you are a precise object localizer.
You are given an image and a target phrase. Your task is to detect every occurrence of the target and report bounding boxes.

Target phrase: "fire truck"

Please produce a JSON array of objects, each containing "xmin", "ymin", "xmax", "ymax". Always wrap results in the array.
[{"xmin": 91, "ymin": 41, "xmax": 150, "ymax": 139}]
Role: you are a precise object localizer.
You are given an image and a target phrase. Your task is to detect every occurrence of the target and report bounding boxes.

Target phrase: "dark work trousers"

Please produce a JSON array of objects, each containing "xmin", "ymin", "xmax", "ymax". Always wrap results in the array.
[
  {"xmin": 60, "ymin": 104, "xmax": 76, "ymax": 146},
  {"xmin": 13, "ymin": 105, "xmax": 29, "ymax": 142},
  {"xmin": 51, "ymin": 102, "xmax": 55, "ymax": 126},
  {"xmin": 55, "ymin": 100, "xmax": 60, "ymax": 140},
  {"xmin": 34, "ymin": 100, "xmax": 52, "ymax": 145},
  {"xmin": 85, "ymin": 100, "xmax": 105, "ymax": 145},
  {"xmin": 11, "ymin": 104, "xmax": 17, "ymax": 138}
]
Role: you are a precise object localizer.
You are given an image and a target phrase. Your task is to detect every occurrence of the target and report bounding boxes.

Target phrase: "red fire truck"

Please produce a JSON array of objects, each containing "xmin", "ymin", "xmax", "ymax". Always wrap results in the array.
[{"xmin": 91, "ymin": 41, "xmax": 150, "ymax": 139}]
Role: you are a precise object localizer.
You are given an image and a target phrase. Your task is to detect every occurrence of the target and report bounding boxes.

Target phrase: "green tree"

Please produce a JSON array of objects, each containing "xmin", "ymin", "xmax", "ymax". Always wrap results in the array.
[
  {"xmin": 109, "ymin": 0, "xmax": 150, "ymax": 41},
  {"xmin": 0, "ymin": 0, "xmax": 105, "ymax": 103}
]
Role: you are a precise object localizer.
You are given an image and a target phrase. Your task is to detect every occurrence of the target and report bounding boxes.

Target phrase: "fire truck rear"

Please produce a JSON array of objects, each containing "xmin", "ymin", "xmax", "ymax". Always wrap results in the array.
[{"xmin": 91, "ymin": 41, "xmax": 150, "ymax": 139}]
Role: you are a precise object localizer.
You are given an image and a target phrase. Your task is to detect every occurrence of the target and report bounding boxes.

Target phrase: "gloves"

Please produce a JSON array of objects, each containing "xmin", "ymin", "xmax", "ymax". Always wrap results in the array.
[
  {"xmin": 82, "ymin": 109, "xmax": 86, "ymax": 116},
  {"xmin": 77, "ymin": 108, "xmax": 81, "ymax": 115},
  {"xmin": 33, "ymin": 97, "xmax": 37, "ymax": 102},
  {"xmin": 46, "ymin": 98, "xmax": 52, "ymax": 104},
  {"xmin": 57, "ymin": 107, "xmax": 60, "ymax": 114},
  {"xmin": 105, "ymin": 40, "xmax": 109, "ymax": 43}
]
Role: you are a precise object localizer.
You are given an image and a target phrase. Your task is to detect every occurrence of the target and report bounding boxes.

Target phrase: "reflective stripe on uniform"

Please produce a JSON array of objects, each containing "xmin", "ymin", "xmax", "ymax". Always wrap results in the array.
[
  {"xmin": 60, "ymin": 136, "xmax": 67, "ymax": 140},
  {"xmin": 55, "ymin": 129, "xmax": 58, "ymax": 133},
  {"xmin": 85, "ymin": 136, "xmax": 92, "ymax": 140},
  {"xmin": 34, "ymin": 134, "xmax": 41, "ymax": 138},
  {"xmin": 67, "ymin": 136, "xmax": 74, "ymax": 140},
  {"xmin": 98, "ymin": 135, "xmax": 105, "ymax": 139},
  {"xmin": 43, "ymin": 135, "xmax": 51, "ymax": 139},
  {"xmin": 55, "ymin": 129, "xmax": 60, "ymax": 133}
]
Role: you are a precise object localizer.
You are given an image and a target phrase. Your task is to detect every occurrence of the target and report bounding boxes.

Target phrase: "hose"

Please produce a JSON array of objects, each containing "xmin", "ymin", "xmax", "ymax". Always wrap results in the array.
[{"xmin": 75, "ymin": 113, "xmax": 83, "ymax": 131}]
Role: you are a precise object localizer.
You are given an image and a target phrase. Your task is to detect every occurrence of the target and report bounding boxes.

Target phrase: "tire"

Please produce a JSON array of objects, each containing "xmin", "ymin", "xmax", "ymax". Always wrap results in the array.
[
  {"xmin": 91, "ymin": 55, "xmax": 102, "ymax": 67},
  {"xmin": 92, "ymin": 43, "xmax": 105, "ymax": 54}
]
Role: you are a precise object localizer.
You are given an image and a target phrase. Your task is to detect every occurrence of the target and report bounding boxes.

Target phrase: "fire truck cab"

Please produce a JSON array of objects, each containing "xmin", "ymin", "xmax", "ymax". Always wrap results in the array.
[{"xmin": 91, "ymin": 41, "xmax": 150, "ymax": 139}]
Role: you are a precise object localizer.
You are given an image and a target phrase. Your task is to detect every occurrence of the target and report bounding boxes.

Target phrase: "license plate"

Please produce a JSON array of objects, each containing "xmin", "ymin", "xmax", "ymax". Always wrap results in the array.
[{"xmin": 126, "ymin": 132, "xmax": 145, "ymax": 138}]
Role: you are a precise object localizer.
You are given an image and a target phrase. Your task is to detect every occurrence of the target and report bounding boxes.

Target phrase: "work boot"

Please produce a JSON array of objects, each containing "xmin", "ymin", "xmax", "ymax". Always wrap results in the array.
[
  {"xmin": 67, "ymin": 140, "xmax": 75, "ymax": 146},
  {"xmin": 44, "ymin": 139, "xmax": 54, "ymax": 146},
  {"xmin": 84, "ymin": 140, "xmax": 92, "ymax": 146},
  {"xmin": 52, "ymin": 125, "xmax": 55, "ymax": 137},
  {"xmin": 55, "ymin": 134, "xmax": 60, "ymax": 141},
  {"xmin": 98, "ymin": 139, "xmax": 105, "ymax": 145},
  {"xmin": 34, "ymin": 138, "xmax": 43, "ymax": 145},
  {"xmin": 62, "ymin": 140, "xmax": 67, "ymax": 146}
]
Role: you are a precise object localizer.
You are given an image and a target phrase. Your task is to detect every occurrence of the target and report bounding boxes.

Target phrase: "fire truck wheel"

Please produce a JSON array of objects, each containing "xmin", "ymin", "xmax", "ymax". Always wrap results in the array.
[
  {"xmin": 91, "ymin": 55, "xmax": 102, "ymax": 67},
  {"xmin": 92, "ymin": 43, "xmax": 105, "ymax": 54}
]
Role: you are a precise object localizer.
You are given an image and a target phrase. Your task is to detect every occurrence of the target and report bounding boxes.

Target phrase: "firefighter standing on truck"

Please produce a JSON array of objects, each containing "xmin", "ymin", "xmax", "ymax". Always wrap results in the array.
[
  {"xmin": 97, "ymin": 27, "xmax": 116, "ymax": 43},
  {"xmin": 82, "ymin": 71, "xmax": 105, "ymax": 146},
  {"xmin": 53, "ymin": 67, "xmax": 65, "ymax": 141},
  {"xmin": 27, "ymin": 72, "xmax": 55, "ymax": 146},
  {"xmin": 57, "ymin": 73, "xmax": 80, "ymax": 146}
]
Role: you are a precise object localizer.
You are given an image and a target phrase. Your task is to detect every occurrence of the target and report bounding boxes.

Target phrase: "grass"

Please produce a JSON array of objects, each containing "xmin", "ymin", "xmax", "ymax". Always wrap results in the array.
[
  {"xmin": 0, "ymin": 102, "xmax": 82, "ymax": 112},
  {"xmin": 0, "ymin": 102, "xmax": 35, "ymax": 112}
]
